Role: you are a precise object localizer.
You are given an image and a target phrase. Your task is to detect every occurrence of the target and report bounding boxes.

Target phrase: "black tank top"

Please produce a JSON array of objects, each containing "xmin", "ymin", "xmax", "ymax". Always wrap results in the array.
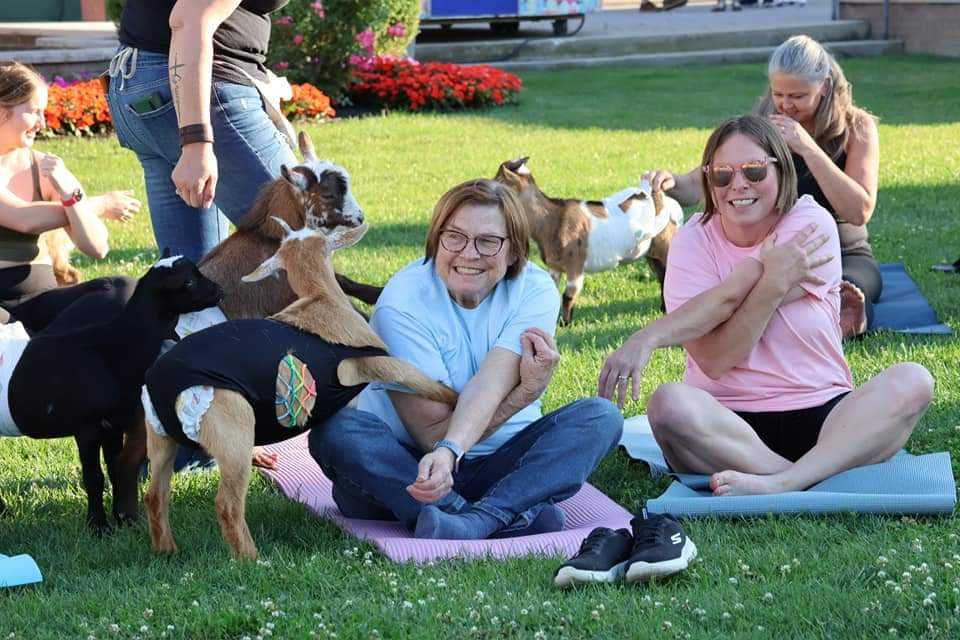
[
  {"xmin": 118, "ymin": 0, "xmax": 289, "ymax": 86},
  {"xmin": 793, "ymin": 151, "xmax": 872, "ymax": 256},
  {"xmin": 0, "ymin": 152, "xmax": 42, "ymax": 262}
]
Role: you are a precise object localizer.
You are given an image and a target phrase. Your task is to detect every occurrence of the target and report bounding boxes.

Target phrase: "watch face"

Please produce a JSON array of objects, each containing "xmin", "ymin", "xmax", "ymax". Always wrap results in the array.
[{"xmin": 73, "ymin": 189, "xmax": 84, "ymax": 202}]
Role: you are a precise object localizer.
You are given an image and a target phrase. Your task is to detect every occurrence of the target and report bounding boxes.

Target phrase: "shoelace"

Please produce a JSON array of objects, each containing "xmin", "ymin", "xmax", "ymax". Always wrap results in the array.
[
  {"xmin": 631, "ymin": 518, "xmax": 665, "ymax": 551},
  {"xmin": 577, "ymin": 528, "xmax": 620, "ymax": 557},
  {"xmin": 108, "ymin": 47, "xmax": 138, "ymax": 91}
]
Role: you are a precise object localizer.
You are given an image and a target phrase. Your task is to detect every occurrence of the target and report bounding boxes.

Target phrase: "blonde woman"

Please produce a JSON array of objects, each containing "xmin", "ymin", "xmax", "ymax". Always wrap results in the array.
[
  {"xmin": 646, "ymin": 35, "xmax": 880, "ymax": 339},
  {"xmin": 0, "ymin": 61, "xmax": 139, "ymax": 332}
]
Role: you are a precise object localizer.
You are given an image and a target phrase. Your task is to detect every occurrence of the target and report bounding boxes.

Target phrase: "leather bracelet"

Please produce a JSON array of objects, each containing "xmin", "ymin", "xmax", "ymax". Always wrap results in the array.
[{"xmin": 179, "ymin": 123, "xmax": 214, "ymax": 147}]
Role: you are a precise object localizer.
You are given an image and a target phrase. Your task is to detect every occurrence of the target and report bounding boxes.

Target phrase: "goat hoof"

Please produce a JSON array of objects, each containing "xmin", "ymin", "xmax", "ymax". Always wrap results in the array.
[
  {"xmin": 88, "ymin": 516, "xmax": 114, "ymax": 538},
  {"xmin": 114, "ymin": 510, "xmax": 140, "ymax": 527},
  {"xmin": 153, "ymin": 538, "xmax": 178, "ymax": 554}
]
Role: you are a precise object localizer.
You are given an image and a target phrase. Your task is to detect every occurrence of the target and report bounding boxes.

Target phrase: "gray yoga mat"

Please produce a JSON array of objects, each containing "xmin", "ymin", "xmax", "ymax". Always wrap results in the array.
[
  {"xmin": 619, "ymin": 416, "xmax": 957, "ymax": 518},
  {"xmin": 873, "ymin": 263, "xmax": 952, "ymax": 335}
]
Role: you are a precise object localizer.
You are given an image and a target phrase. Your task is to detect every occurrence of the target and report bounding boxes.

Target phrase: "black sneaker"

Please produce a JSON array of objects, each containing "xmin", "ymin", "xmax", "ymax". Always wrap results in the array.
[
  {"xmin": 553, "ymin": 527, "xmax": 633, "ymax": 587},
  {"xmin": 624, "ymin": 511, "xmax": 697, "ymax": 583}
]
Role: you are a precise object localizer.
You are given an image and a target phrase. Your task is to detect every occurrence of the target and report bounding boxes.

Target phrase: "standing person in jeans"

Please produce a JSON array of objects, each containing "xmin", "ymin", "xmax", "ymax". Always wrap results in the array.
[
  {"xmin": 309, "ymin": 179, "xmax": 623, "ymax": 540},
  {"xmin": 106, "ymin": 0, "xmax": 293, "ymax": 470},
  {"xmin": 106, "ymin": 0, "xmax": 294, "ymax": 265}
]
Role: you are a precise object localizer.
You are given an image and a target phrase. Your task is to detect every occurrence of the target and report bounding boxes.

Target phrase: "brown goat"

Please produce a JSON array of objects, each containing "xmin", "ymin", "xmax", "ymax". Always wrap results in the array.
[
  {"xmin": 144, "ymin": 221, "xmax": 457, "ymax": 559},
  {"xmin": 495, "ymin": 157, "xmax": 681, "ymax": 325},
  {"xmin": 198, "ymin": 130, "xmax": 382, "ymax": 320}
]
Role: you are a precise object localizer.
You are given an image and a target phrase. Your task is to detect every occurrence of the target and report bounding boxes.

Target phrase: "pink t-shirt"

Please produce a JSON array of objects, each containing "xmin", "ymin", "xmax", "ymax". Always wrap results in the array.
[{"xmin": 664, "ymin": 194, "xmax": 853, "ymax": 412}]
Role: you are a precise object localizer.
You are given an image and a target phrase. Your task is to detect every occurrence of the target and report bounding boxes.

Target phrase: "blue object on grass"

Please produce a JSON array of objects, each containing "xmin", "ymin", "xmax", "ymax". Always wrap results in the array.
[
  {"xmin": 873, "ymin": 263, "xmax": 952, "ymax": 335},
  {"xmin": 619, "ymin": 416, "xmax": 957, "ymax": 518},
  {"xmin": 0, "ymin": 553, "xmax": 42, "ymax": 588}
]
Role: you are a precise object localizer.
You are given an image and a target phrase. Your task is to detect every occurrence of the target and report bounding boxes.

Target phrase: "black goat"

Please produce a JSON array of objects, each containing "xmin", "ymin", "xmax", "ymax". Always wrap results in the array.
[{"xmin": 7, "ymin": 256, "xmax": 223, "ymax": 532}]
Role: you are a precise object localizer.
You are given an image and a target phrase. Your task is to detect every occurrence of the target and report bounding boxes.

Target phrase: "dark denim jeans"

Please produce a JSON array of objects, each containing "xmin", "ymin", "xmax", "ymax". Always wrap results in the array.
[
  {"xmin": 308, "ymin": 398, "xmax": 623, "ymax": 533},
  {"xmin": 106, "ymin": 48, "xmax": 297, "ymax": 263}
]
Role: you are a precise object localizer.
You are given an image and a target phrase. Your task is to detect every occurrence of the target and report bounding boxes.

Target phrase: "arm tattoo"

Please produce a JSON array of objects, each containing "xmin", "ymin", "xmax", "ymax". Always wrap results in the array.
[{"xmin": 171, "ymin": 53, "xmax": 183, "ymax": 121}]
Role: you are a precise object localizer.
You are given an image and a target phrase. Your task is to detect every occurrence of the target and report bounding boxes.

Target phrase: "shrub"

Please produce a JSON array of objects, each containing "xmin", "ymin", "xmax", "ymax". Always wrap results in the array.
[
  {"xmin": 267, "ymin": 0, "xmax": 419, "ymax": 96},
  {"xmin": 44, "ymin": 79, "xmax": 113, "ymax": 136},
  {"xmin": 347, "ymin": 57, "xmax": 523, "ymax": 112}
]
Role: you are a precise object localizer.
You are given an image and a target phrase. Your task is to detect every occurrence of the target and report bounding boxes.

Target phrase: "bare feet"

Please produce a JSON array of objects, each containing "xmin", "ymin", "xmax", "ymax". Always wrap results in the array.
[
  {"xmin": 709, "ymin": 470, "xmax": 788, "ymax": 496},
  {"xmin": 839, "ymin": 280, "xmax": 867, "ymax": 340},
  {"xmin": 252, "ymin": 447, "xmax": 279, "ymax": 469}
]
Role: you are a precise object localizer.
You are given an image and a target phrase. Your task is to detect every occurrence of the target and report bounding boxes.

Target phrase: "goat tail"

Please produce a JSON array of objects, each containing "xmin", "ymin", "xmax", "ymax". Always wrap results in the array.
[{"xmin": 340, "ymin": 356, "xmax": 458, "ymax": 407}]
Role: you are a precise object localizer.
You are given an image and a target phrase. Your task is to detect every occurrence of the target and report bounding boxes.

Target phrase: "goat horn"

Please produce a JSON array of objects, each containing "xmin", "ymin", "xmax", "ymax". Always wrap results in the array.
[{"xmin": 271, "ymin": 216, "xmax": 294, "ymax": 237}]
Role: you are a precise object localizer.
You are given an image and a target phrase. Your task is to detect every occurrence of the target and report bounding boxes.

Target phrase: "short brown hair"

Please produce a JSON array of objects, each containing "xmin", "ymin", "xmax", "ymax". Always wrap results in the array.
[
  {"xmin": 700, "ymin": 115, "xmax": 798, "ymax": 226},
  {"xmin": 0, "ymin": 61, "xmax": 45, "ymax": 112},
  {"xmin": 424, "ymin": 179, "xmax": 530, "ymax": 280}
]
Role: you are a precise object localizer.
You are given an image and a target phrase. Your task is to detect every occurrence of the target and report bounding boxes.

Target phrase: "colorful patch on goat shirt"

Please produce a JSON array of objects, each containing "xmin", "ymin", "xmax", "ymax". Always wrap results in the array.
[{"xmin": 275, "ymin": 354, "xmax": 317, "ymax": 429}]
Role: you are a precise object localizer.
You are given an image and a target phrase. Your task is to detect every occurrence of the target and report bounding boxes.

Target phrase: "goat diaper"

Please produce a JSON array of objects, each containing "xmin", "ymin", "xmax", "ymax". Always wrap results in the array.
[
  {"xmin": 0, "ymin": 322, "xmax": 30, "ymax": 437},
  {"xmin": 175, "ymin": 306, "xmax": 228, "ymax": 339}
]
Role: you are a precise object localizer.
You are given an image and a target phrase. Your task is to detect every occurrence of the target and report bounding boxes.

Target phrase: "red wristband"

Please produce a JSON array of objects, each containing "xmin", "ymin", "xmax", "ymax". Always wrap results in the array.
[{"xmin": 61, "ymin": 188, "xmax": 84, "ymax": 207}]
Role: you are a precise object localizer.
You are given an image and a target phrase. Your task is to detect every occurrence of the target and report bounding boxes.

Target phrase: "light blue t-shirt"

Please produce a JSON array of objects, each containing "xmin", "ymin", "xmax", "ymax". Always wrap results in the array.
[{"xmin": 357, "ymin": 258, "xmax": 561, "ymax": 458}]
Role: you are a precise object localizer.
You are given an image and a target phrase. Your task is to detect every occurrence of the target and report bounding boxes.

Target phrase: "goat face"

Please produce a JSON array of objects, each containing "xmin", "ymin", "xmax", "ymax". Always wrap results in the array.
[
  {"xmin": 242, "ymin": 221, "xmax": 369, "ymax": 283},
  {"xmin": 148, "ymin": 256, "xmax": 224, "ymax": 313},
  {"xmin": 280, "ymin": 160, "xmax": 364, "ymax": 231}
]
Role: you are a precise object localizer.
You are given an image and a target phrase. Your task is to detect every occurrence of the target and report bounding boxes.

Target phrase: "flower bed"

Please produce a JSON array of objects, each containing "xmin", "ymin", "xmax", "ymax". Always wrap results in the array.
[
  {"xmin": 347, "ymin": 57, "xmax": 522, "ymax": 112},
  {"xmin": 40, "ymin": 79, "xmax": 335, "ymax": 137}
]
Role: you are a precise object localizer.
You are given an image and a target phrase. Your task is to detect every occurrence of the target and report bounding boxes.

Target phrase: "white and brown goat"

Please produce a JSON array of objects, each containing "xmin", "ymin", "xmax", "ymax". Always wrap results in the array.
[
  {"xmin": 495, "ymin": 157, "xmax": 683, "ymax": 325},
  {"xmin": 142, "ymin": 221, "xmax": 457, "ymax": 560}
]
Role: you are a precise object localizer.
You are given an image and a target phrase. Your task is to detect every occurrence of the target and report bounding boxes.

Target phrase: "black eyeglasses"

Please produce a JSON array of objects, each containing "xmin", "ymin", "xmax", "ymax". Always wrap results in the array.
[
  {"xmin": 703, "ymin": 157, "xmax": 778, "ymax": 187},
  {"xmin": 438, "ymin": 230, "xmax": 507, "ymax": 257}
]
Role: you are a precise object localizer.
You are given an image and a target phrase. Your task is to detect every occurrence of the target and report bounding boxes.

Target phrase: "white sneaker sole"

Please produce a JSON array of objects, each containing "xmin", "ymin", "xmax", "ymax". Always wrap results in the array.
[
  {"xmin": 624, "ymin": 538, "xmax": 698, "ymax": 583},
  {"xmin": 554, "ymin": 559, "xmax": 629, "ymax": 587}
]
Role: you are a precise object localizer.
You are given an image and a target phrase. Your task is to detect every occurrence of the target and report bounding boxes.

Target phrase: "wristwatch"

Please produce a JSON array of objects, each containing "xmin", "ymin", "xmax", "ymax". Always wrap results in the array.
[
  {"xmin": 61, "ymin": 188, "xmax": 84, "ymax": 207},
  {"xmin": 432, "ymin": 439, "xmax": 465, "ymax": 472}
]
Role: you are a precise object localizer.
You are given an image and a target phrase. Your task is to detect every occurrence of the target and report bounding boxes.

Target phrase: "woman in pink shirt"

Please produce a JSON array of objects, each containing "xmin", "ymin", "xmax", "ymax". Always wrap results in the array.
[{"xmin": 599, "ymin": 115, "xmax": 933, "ymax": 496}]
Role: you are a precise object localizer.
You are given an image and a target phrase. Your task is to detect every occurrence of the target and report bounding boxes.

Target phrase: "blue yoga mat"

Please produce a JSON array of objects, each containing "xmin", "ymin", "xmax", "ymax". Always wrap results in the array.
[
  {"xmin": 0, "ymin": 553, "xmax": 42, "ymax": 588},
  {"xmin": 873, "ymin": 263, "xmax": 952, "ymax": 335},
  {"xmin": 620, "ymin": 416, "xmax": 957, "ymax": 518}
]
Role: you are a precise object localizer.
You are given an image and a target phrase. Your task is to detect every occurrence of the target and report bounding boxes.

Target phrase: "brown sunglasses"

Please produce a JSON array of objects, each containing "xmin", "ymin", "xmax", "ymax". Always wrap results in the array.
[{"xmin": 703, "ymin": 158, "xmax": 778, "ymax": 187}]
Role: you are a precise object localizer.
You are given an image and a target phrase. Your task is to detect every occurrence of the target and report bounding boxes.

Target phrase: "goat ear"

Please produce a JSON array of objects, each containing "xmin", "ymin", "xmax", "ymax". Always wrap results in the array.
[
  {"xmin": 241, "ymin": 253, "xmax": 283, "ymax": 283},
  {"xmin": 281, "ymin": 165, "xmax": 313, "ymax": 191},
  {"xmin": 271, "ymin": 215, "xmax": 294, "ymax": 238},
  {"xmin": 298, "ymin": 130, "xmax": 318, "ymax": 163}
]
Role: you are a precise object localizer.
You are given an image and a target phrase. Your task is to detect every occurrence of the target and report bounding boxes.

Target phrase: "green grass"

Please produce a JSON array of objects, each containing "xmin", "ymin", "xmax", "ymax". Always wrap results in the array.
[{"xmin": 2, "ymin": 55, "xmax": 960, "ymax": 639}]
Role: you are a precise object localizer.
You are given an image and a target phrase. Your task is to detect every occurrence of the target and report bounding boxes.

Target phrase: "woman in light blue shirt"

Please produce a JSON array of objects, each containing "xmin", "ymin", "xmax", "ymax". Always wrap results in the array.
[{"xmin": 309, "ymin": 179, "xmax": 623, "ymax": 539}]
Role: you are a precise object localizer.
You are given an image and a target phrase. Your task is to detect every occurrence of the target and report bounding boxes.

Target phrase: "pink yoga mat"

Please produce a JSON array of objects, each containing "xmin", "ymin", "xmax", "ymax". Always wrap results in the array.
[{"xmin": 259, "ymin": 433, "xmax": 633, "ymax": 564}]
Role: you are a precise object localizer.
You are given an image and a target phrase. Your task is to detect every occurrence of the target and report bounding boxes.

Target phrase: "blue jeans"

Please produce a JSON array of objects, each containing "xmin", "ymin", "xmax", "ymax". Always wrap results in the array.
[
  {"xmin": 308, "ymin": 398, "xmax": 623, "ymax": 533},
  {"xmin": 106, "ymin": 48, "xmax": 297, "ymax": 263}
]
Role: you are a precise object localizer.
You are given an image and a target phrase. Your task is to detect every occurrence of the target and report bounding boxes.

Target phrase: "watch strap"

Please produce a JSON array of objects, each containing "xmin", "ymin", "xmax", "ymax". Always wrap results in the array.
[
  {"xmin": 61, "ymin": 188, "xmax": 84, "ymax": 207},
  {"xmin": 433, "ymin": 439, "xmax": 465, "ymax": 472}
]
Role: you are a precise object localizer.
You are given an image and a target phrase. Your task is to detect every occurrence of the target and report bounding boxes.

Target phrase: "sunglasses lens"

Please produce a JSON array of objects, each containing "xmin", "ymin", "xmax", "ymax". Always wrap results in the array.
[
  {"xmin": 742, "ymin": 163, "xmax": 768, "ymax": 183},
  {"xmin": 711, "ymin": 167, "xmax": 734, "ymax": 187}
]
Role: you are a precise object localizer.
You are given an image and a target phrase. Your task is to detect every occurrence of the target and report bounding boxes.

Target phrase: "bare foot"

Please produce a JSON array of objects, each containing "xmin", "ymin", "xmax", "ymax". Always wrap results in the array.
[
  {"xmin": 252, "ymin": 447, "xmax": 279, "ymax": 469},
  {"xmin": 709, "ymin": 470, "xmax": 788, "ymax": 496},
  {"xmin": 839, "ymin": 280, "xmax": 867, "ymax": 340}
]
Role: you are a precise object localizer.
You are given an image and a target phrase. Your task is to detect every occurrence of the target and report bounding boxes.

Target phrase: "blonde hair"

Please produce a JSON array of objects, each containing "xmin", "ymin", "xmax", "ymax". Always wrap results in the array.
[
  {"xmin": 424, "ymin": 179, "xmax": 530, "ymax": 280},
  {"xmin": 700, "ymin": 115, "xmax": 798, "ymax": 225},
  {"xmin": 0, "ymin": 61, "xmax": 45, "ymax": 112},
  {"xmin": 756, "ymin": 35, "xmax": 873, "ymax": 161}
]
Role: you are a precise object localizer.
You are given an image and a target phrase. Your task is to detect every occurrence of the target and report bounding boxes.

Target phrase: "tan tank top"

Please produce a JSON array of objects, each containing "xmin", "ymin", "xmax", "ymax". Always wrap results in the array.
[{"xmin": 0, "ymin": 152, "xmax": 42, "ymax": 262}]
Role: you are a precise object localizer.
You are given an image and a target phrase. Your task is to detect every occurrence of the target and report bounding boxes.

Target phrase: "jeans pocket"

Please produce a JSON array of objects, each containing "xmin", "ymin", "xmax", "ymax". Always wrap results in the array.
[{"xmin": 118, "ymin": 83, "xmax": 180, "ymax": 161}]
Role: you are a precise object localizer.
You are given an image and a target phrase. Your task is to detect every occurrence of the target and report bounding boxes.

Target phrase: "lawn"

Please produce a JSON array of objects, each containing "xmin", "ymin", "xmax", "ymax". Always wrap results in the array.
[{"xmin": 2, "ymin": 55, "xmax": 959, "ymax": 639}]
